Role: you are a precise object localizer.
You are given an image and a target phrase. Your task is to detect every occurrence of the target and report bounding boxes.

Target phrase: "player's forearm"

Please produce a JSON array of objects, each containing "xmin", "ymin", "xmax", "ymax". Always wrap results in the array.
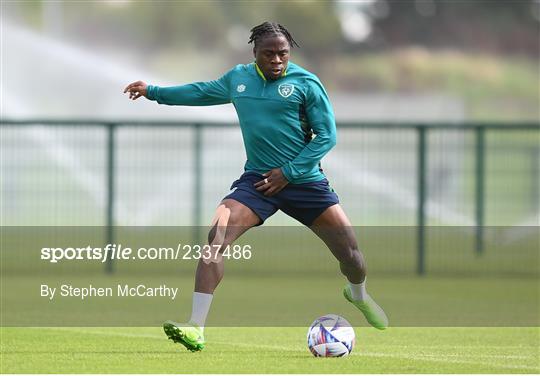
[
  {"xmin": 281, "ymin": 128, "xmax": 337, "ymax": 181},
  {"xmin": 146, "ymin": 83, "xmax": 227, "ymax": 106}
]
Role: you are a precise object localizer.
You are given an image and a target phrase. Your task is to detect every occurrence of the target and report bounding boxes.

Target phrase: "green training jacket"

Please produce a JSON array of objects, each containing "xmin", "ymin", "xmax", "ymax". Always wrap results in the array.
[{"xmin": 146, "ymin": 61, "xmax": 336, "ymax": 184}]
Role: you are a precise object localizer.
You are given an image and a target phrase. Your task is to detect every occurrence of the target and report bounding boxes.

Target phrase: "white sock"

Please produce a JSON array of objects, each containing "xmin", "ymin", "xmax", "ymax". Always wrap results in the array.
[
  {"xmin": 189, "ymin": 292, "xmax": 213, "ymax": 331},
  {"xmin": 349, "ymin": 279, "xmax": 367, "ymax": 301}
]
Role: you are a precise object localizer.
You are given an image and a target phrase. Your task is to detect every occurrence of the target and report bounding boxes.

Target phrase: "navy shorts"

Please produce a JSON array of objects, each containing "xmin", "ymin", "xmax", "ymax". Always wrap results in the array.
[{"xmin": 223, "ymin": 171, "xmax": 340, "ymax": 226}]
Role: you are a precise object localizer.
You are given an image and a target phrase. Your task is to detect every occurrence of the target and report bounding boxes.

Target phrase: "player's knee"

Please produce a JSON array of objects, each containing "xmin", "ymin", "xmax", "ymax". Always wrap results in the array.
[
  {"xmin": 340, "ymin": 247, "xmax": 366, "ymax": 271},
  {"xmin": 208, "ymin": 204, "xmax": 232, "ymax": 246},
  {"xmin": 207, "ymin": 204, "xmax": 246, "ymax": 246},
  {"xmin": 207, "ymin": 224, "xmax": 218, "ymax": 245}
]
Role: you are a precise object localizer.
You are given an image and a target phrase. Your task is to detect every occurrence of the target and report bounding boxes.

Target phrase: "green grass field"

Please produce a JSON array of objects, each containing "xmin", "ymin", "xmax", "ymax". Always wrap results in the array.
[
  {"xmin": 1, "ymin": 327, "xmax": 538, "ymax": 373},
  {"xmin": 2, "ymin": 228, "xmax": 538, "ymax": 373}
]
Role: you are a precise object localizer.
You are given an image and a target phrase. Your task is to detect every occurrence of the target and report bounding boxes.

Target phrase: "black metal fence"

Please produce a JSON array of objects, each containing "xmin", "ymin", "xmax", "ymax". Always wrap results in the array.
[{"xmin": 2, "ymin": 120, "xmax": 539, "ymax": 275}]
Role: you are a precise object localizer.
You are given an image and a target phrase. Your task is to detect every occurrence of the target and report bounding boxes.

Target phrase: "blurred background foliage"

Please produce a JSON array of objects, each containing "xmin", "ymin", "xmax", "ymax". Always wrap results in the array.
[{"xmin": 5, "ymin": 0, "xmax": 540, "ymax": 120}]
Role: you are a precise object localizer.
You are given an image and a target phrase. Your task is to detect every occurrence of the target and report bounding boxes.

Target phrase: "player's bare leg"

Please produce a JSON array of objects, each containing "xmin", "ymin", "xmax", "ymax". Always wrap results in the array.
[
  {"xmin": 164, "ymin": 199, "xmax": 260, "ymax": 351},
  {"xmin": 311, "ymin": 204, "xmax": 388, "ymax": 329},
  {"xmin": 195, "ymin": 199, "xmax": 261, "ymax": 294}
]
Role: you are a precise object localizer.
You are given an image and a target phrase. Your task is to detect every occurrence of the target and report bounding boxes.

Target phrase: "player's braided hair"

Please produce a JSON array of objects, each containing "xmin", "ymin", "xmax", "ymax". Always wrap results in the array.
[{"xmin": 248, "ymin": 21, "xmax": 299, "ymax": 48}]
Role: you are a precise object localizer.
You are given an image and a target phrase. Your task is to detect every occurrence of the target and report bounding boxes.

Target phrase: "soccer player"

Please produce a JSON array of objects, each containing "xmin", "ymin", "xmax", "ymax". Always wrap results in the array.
[{"xmin": 124, "ymin": 21, "xmax": 388, "ymax": 352}]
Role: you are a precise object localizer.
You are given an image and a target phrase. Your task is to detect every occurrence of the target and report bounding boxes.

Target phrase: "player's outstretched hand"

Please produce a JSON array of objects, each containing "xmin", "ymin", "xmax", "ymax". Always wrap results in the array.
[
  {"xmin": 123, "ymin": 81, "xmax": 148, "ymax": 100},
  {"xmin": 254, "ymin": 168, "xmax": 289, "ymax": 197}
]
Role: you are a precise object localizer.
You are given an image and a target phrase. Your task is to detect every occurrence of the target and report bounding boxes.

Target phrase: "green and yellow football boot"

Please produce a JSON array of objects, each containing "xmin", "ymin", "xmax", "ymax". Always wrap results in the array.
[
  {"xmin": 343, "ymin": 285, "xmax": 389, "ymax": 330},
  {"xmin": 163, "ymin": 320, "xmax": 205, "ymax": 352}
]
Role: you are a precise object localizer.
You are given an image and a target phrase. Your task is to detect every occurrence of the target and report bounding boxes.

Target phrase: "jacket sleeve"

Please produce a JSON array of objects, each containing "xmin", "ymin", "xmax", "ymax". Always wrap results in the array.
[
  {"xmin": 281, "ymin": 77, "xmax": 337, "ymax": 181},
  {"xmin": 146, "ymin": 68, "xmax": 233, "ymax": 106}
]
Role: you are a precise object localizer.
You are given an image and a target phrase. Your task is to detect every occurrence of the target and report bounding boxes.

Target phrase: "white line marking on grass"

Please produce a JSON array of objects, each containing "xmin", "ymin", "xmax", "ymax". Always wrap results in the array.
[
  {"xmin": 369, "ymin": 349, "xmax": 532, "ymax": 360},
  {"xmin": 41, "ymin": 327, "xmax": 163, "ymax": 340},
  {"xmin": 370, "ymin": 344, "xmax": 537, "ymax": 349},
  {"xmin": 42, "ymin": 328, "xmax": 539, "ymax": 372},
  {"xmin": 352, "ymin": 351, "xmax": 539, "ymax": 372}
]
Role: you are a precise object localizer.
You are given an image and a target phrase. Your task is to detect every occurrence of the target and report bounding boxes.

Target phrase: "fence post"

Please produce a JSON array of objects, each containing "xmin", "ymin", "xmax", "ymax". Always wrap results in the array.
[
  {"xmin": 193, "ymin": 124, "xmax": 203, "ymax": 243},
  {"xmin": 475, "ymin": 127, "xmax": 485, "ymax": 255},
  {"xmin": 531, "ymin": 145, "xmax": 539, "ymax": 215},
  {"xmin": 417, "ymin": 126, "xmax": 427, "ymax": 275},
  {"xmin": 105, "ymin": 123, "xmax": 115, "ymax": 274}
]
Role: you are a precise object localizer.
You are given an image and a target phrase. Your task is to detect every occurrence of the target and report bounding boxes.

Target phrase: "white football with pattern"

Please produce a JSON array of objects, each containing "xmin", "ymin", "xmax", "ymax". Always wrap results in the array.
[{"xmin": 307, "ymin": 314, "xmax": 355, "ymax": 357}]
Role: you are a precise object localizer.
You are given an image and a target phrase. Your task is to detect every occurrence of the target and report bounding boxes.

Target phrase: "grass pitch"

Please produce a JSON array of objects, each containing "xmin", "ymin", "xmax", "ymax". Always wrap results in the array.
[{"xmin": 1, "ymin": 327, "xmax": 538, "ymax": 373}]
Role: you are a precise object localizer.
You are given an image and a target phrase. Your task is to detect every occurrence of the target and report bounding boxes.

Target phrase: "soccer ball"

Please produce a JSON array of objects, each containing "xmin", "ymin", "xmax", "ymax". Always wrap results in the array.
[{"xmin": 307, "ymin": 314, "xmax": 355, "ymax": 357}]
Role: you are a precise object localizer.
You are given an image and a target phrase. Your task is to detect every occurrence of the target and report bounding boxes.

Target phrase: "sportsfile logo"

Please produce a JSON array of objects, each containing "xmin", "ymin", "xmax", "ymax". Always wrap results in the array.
[
  {"xmin": 40, "ymin": 244, "xmax": 132, "ymax": 263},
  {"xmin": 40, "ymin": 243, "xmax": 253, "ymax": 263}
]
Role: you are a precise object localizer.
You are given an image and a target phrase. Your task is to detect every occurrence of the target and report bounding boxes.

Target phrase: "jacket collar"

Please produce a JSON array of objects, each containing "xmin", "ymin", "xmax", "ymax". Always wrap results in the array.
[{"xmin": 254, "ymin": 62, "xmax": 288, "ymax": 81}]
